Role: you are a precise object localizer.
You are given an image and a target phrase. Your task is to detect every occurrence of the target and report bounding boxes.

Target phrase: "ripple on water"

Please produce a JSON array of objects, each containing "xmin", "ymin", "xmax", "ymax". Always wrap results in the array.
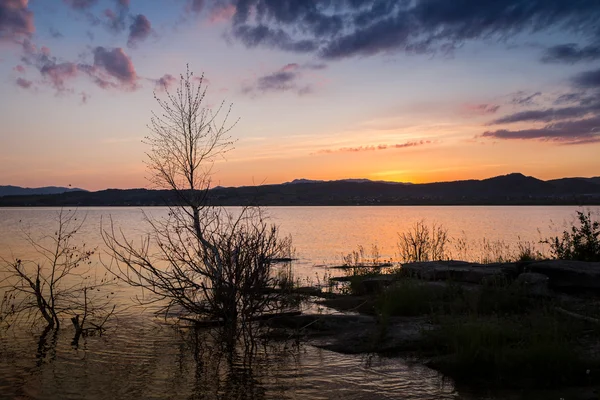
[{"xmin": 0, "ymin": 317, "xmax": 460, "ymax": 400}]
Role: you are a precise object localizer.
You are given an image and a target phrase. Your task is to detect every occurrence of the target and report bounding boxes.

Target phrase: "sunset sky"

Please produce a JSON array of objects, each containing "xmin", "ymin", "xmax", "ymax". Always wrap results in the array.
[{"xmin": 1, "ymin": 0, "xmax": 600, "ymax": 190}]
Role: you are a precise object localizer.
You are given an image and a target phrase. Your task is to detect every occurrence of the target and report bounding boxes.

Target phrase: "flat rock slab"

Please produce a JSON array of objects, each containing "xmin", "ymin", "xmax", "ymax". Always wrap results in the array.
[
  {"xmin": 315, "ymin": 316, "xmax": 433, "ymax": 354},
  {"xmin": 400, "ymin": 261, "xmax": 518, "ymax": 284},
  {"xmin": 526, "ymin": 260, "xmax": 600, "ymax": 292}
]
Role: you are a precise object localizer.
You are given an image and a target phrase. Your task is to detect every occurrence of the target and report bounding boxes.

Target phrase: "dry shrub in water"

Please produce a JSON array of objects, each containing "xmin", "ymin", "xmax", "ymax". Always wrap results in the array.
[{"xmin": 0, "ymin": 209, "xmax": 115, "ymax": 339}]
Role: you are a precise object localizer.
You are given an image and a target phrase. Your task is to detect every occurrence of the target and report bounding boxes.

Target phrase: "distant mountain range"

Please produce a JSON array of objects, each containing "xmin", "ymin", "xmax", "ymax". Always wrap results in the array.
[
  {"xmin": 0, "ymin": 185, "xmax": 86, "ymax": 197},
  {"xmin": 1, "ymin": 173, "xmax": 599, "ymax": 206}
]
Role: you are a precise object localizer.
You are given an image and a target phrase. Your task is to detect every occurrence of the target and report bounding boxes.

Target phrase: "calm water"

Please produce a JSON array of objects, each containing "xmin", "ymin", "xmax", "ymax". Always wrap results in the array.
[{"xmin": 1, "ymin": 206, "xmax": 598, "ymax": 400}]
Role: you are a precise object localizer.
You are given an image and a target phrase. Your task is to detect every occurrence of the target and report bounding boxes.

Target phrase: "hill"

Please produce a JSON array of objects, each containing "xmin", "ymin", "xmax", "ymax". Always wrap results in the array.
[
  {"xmin": 0, "ymin": 185, "xmax": 86, "ymax": 197},
  {"xmin": 1, "ymin": 173, "xmax": 599, "ymax": 206}
]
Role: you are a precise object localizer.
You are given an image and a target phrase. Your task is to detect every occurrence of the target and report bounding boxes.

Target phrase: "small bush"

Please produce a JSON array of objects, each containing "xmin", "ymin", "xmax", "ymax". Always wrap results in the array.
[
  {"xmin": 397, "ymin": 221, "xmax": 449, "ymax": 262},
  {"xmin": 544, "ymin": 211, "xmax": 600, "ymax": 262}
]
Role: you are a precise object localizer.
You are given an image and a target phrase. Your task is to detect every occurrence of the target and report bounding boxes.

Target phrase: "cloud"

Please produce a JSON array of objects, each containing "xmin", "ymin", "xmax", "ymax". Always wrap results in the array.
[
  {"xmin": 209, "ymin": 4, "xmax": 236, "ymax": 23},
  {"xmin": 317, "ymin": 140, "xmax": 432, "ymax": 154},
  {"xmin": 232, "ymin": 24, "xmax": 317, "ymax": 53},
  {"xmin": 15, "ymin": 77, "xmax": 31, "ymax": 88},
  {"xmin": 0, "ymin": 0, "xmax": 35, "ymax": 40},
  {"xmin": 49, "ymin": 27, "xmax": 63, "ymax": 38},
  {"xmin": 464, "ymin": 103, "xmax": 500, "ymax": 115},
  {"xmin": 187, "ymin": 0, "xmax": 204, "ymax": 14},
  {"xmin": 481, "ymin": 116, "xmax": 600, "ymax": 144},
  {"xmin": 224, "ymin": 0, "xmax": 600, "ymax": 60},
  {"xmin": 40, "ymin": 62, "xmax": 78, "ymax": 91},
  {"xmin": 510, "ymin": 91, "xmax": 542, "ymax": 106},
  {"xmin": 541, "ymin": 43, "xmax": 600, "ymax": 64},
  {"xmin": 242, "ymin": 62, "xmax": 324, "ymax": 95},
  {"xmin": 63, "ymin": 0, "xmax": 99, "ymax": 10},
  {"xmin": 572, "ymin": 68, "xmax": 600, "ymax": 88},
  {"xmin": 21, "ymin": 42, "xmax": 139, "ymax": 93},
  {"xmin": 92, "ymin": 46, "xmax": 138, "ymax": 88},
  {"xmin": 489, "ymin": 103, "xmax": 600, "ymax": 124},
  {"xmin": 127, "ymin": 14, "xmax": 151, "ymax": 47},
  {"xmin": 13, "ymin": 64, "xmax": 24, "ymax": 73},
  {"xmin": 154, "ymin": 73, "xmax": 176, "ymax": 91}
]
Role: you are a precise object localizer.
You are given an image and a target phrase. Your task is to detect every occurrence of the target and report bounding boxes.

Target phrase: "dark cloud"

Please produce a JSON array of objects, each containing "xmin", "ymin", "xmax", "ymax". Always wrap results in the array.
[
  {"xmin": 232, "ymin": 24, "xmax": 317, "ymax": 53},
  {"xmin": 541, "ymin": 43, "xmax": 600, "ymax": 64},
  {"xmin": 511, "ymin": 91, "xmax": 541, "ymax": 106},
  {"xmin": 481, "ymin": 116, "xmax": 600, "ymax": 144},
  {"xmin": 317, "ymin": 140, "xmax": 432, "ymax": 154},
  {"xmin": 489, "ymin": 103, "xmax": 600, "ymax": 124},
  {"xmin": 243, "ymin": 63, "xmax": 323, "ymax": 95},
  {"xmin": 572, "ymin": 68, "xmax": 600, "ymax": 89},
  {"xmin": 0, "ymin": 0, "xmax": 35, "ymax": 40},
  {"xmin": 63, "ymin": 0, "xmax": 99, "ymax": 10},
  {"xmin": 15, "ymin": 77, "xmax": 32, "ymax": 88},
  {"xmin": 127, "ymin": 14, "xmax": 151, "ymax": 47},
  {"xmin": 225, "ymin": 0, "xmax": 600, "ymax": 60}
]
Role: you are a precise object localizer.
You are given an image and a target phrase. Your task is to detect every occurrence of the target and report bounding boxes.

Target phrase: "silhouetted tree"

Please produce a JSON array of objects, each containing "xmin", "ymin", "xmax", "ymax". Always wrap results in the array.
[
  {"xmin": 0, "ymin": 209, "xmax": 115, "ymax": 343},
  {"xmin": 102, "ymin": 66, "xmax": 293, "ymax": 340}
]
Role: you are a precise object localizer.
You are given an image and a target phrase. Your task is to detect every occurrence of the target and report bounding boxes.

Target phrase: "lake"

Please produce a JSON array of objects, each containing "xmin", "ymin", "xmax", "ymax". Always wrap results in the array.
[{"xmin": 0, "ymin": 205, "xmax": 598, "ymax": 399}]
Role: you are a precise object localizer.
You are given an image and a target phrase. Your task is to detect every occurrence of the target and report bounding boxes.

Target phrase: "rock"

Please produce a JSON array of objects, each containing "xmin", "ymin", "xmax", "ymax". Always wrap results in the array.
[
  {"xmin": 514, "ymin": 272, "xmax": 551, "ymax": 297},
  {"xmin": 526, "ymin": 260, "xmax": 600, "ymax": 292},
  {"xmin": 401, "ymin": 261, "xmax": 517, "ymax": 284},
  {"xmin": 361, "ymin": 275, "xmax": 395, "ymax": 294}
]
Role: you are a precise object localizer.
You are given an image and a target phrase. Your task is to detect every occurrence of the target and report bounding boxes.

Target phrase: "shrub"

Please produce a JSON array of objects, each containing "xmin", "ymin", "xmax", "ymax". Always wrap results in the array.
[
  {"xmin": 544, "ymin": 211, "xmax": 600, "ymax": 262},
  {"xmin": 397, "ymin": 221, "xmax": 449, "ymax": 262}
]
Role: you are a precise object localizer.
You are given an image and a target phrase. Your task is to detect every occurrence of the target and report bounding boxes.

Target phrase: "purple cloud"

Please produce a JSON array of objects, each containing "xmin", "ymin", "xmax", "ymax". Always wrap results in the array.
[
  {"xmin": 481, "ymin": 116, "xmax": 600, "ymax": 144},
  {"xmin": 154, "ymin": 74, "xmax": 176, "ymax": 91},
  {"xmin": 20, "ymin": 42, "xmax": 139, "ymax": 93},
  {"xmin": 511, "ymin": 91, "xmax": 542, "ymax": 106},
  {"xmin": 0, "ymin": 0, "xmax": 35, "ymax": 40},
  {"xmin": 63, "ymin": 0, "xmax": 98, "ymax": 10},
  {"xmin": 15, "ymin": 77, "xmax": 32, "ymax": 88},
  {"xmin": 187, "ymin": 0, "xmax": 204, "ymax": 14},
  {"xmin": 93, "ymin": 46, "xmax": 137, "ymax": 88},
  {"xmin": 127, "ymin": 14, "xmax": 151, "ymax": 47},
  {"xmin": 464, "ymin": 103, "xmax": 501, "ymax": 115},
  {"xmin": 243, "ymin": 62, "xmax": 325, "ymax": 96},
  {"xmin": 40, "ymin": 62, "xmax": 78, "ymax": 91},
  {"xmin": 489, "ymin": 103, "xmax": 600, "ymax": 125}
]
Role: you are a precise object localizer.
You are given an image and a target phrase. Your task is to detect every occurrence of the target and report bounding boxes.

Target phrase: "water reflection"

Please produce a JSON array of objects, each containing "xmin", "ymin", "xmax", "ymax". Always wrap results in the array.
[{"xmin": 0, "ymin": 317, "xmax": 458, "ymax": 400}]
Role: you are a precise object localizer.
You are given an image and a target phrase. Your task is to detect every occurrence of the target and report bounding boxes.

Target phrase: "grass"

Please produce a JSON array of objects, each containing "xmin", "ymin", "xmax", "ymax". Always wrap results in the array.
[
  {"xmin": 375, "ymin": 275, "xmax": 534, "ymax": 318},
  {"xmin": 423, "ymin": 311, "xmax": 596, "ymax": 389},
  {"xmin": 368, "ymin": 274, "xmax": 600, "ymax": 390}
]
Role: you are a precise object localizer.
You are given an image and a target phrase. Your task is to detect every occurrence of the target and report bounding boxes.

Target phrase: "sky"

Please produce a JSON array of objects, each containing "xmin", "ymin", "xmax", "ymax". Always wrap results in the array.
[{"xmin": 1, "ymin": 0, "xmax": 600, "ymax": 190}]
